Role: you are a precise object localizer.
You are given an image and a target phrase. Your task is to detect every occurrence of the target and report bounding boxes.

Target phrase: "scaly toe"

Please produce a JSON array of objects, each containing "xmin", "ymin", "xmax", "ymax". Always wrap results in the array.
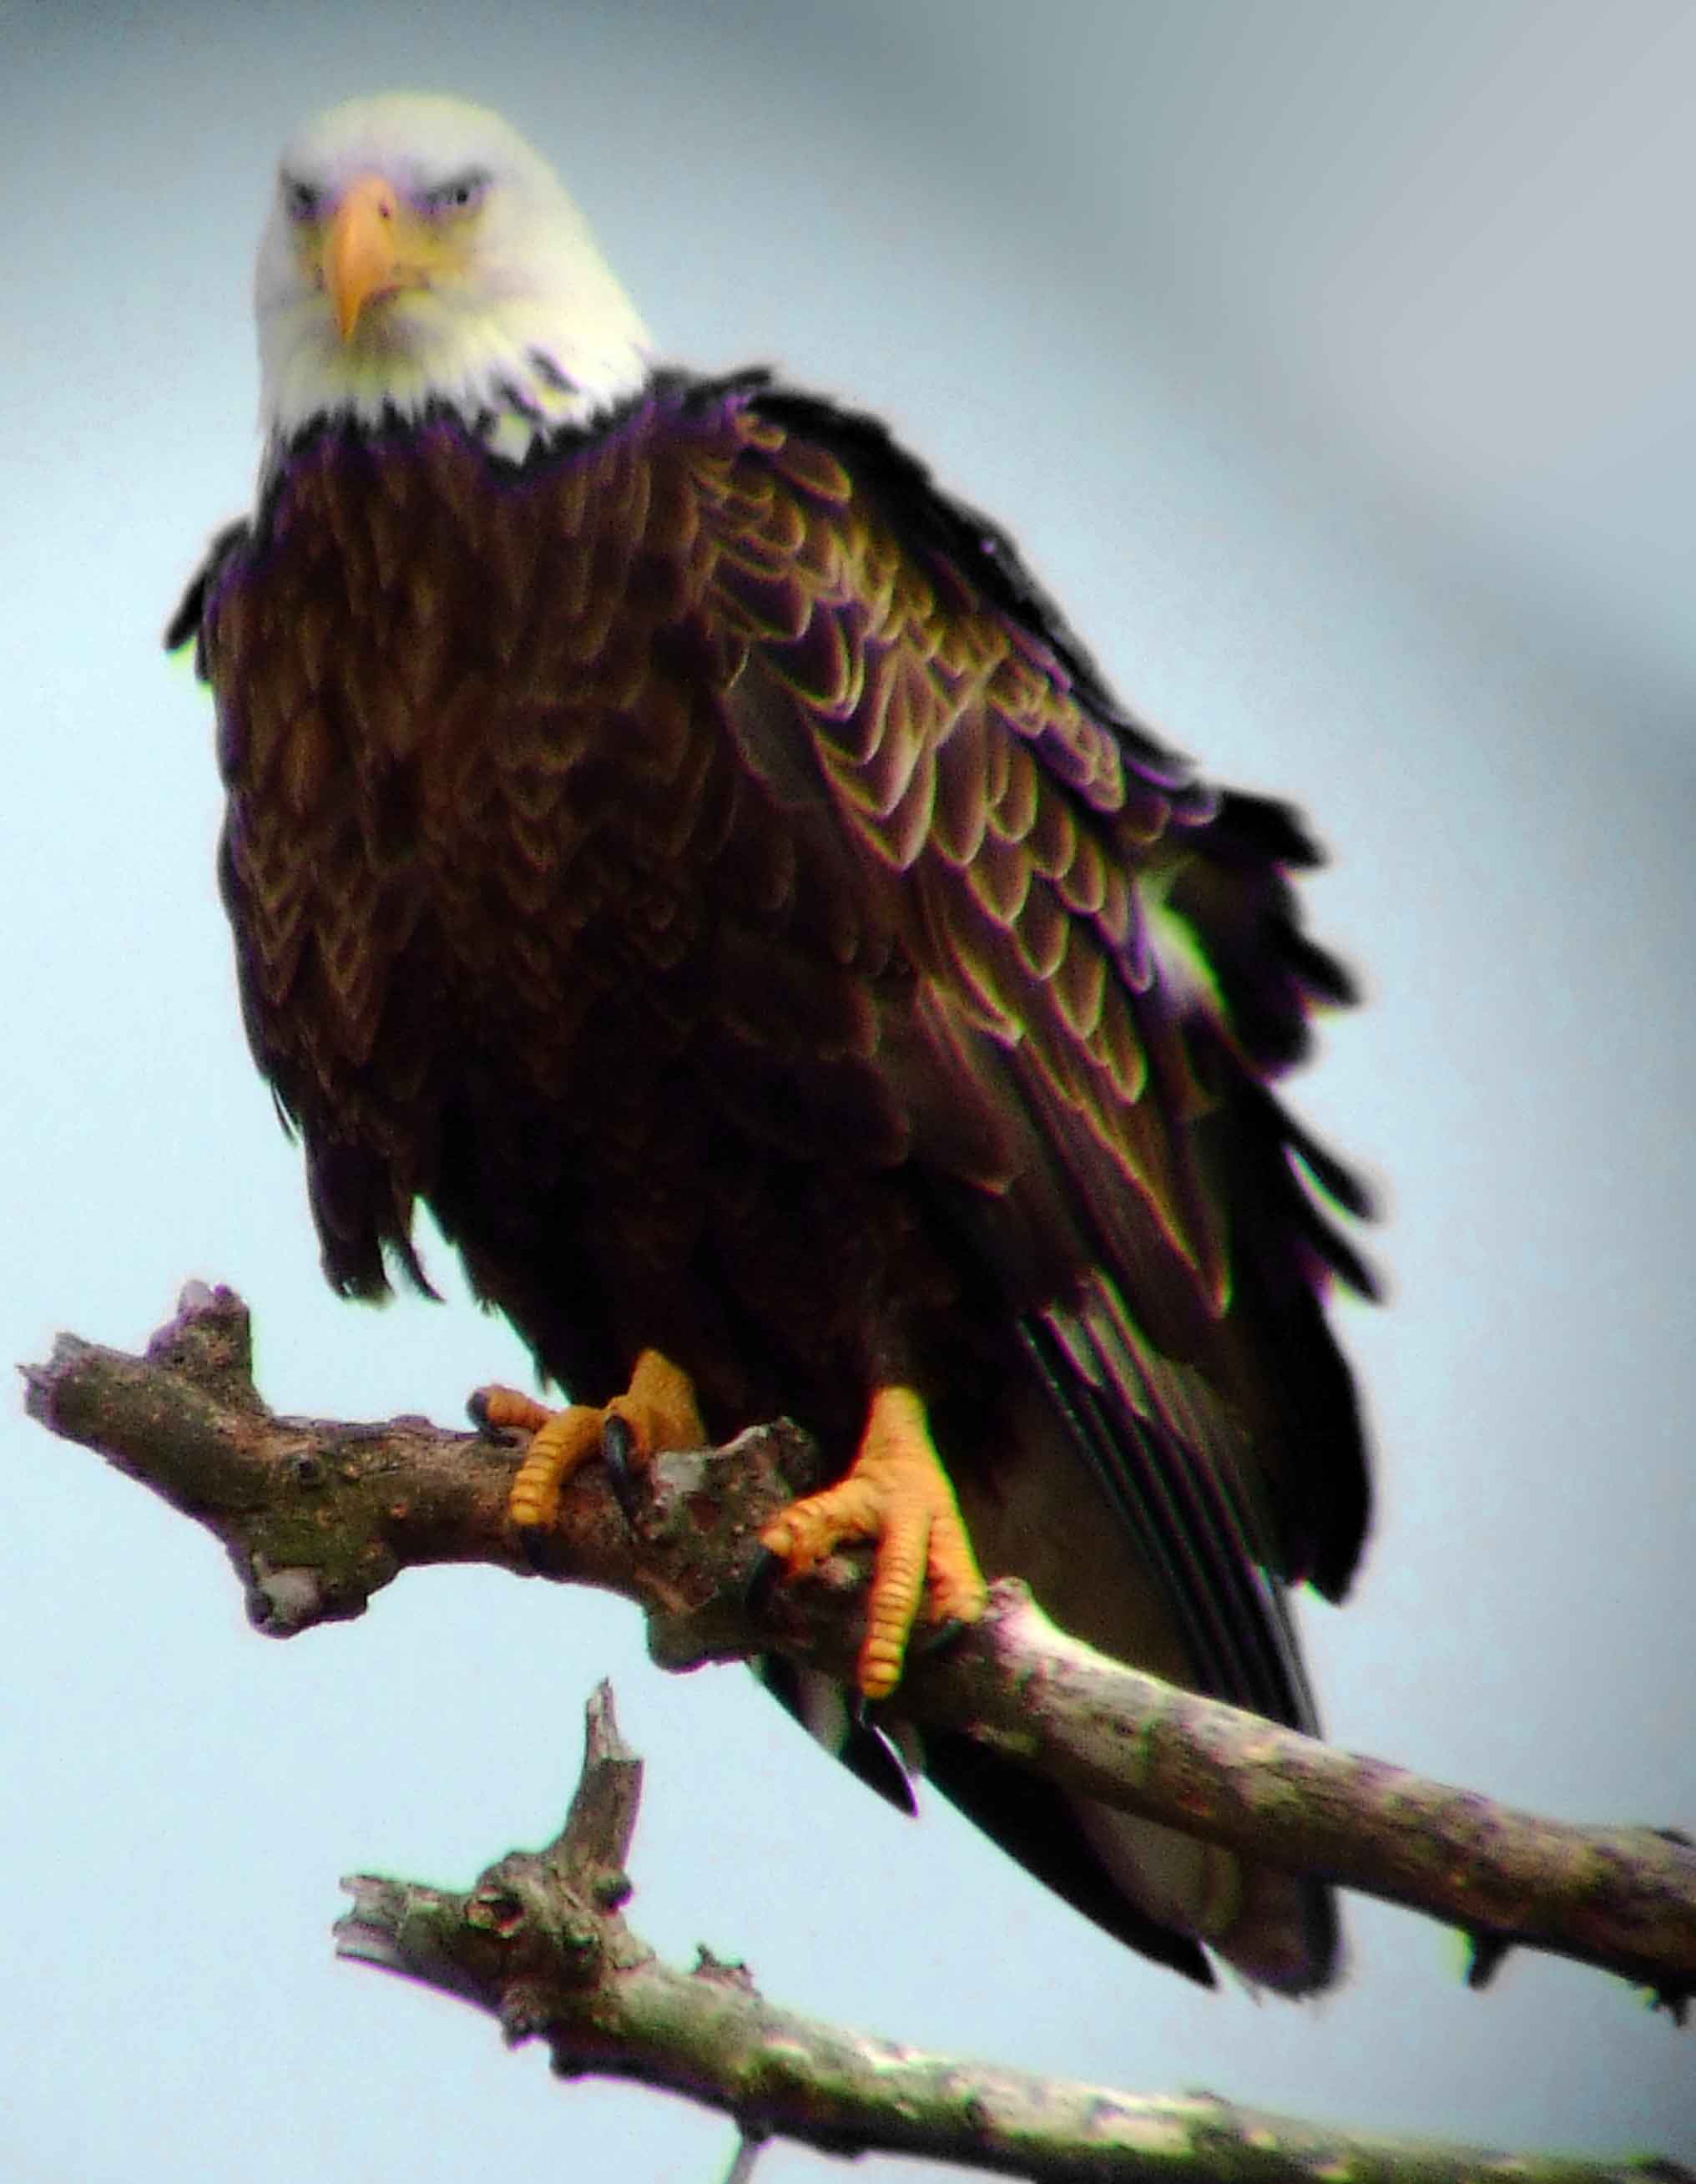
[{"xmin": 759, "ymin": 1474, "xmax": 885, "ymax": 1574}]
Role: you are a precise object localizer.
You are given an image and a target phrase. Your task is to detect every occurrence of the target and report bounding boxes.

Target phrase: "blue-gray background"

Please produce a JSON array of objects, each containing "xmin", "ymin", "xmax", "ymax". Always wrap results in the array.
[{"xmin": 4, "ymin": 3, "xmax": 1692, "ymax": 2175}]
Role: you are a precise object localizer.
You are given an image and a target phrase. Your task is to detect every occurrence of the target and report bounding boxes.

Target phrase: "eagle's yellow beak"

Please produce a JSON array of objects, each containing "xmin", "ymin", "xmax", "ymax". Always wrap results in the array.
[{"xmin": 326, "ymin": 174, "xmax": 404, "ymax": 341}]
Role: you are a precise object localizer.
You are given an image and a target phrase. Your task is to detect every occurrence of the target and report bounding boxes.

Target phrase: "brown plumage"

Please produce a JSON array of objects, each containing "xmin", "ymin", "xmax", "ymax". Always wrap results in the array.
[{"xmin": 172, "ymin": 363, "xmax": 1372, "ymax": 1991}]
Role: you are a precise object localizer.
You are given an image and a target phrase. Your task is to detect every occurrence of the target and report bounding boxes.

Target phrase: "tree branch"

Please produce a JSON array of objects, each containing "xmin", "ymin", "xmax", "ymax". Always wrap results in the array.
[
  {"xmin": 334, "ymin": 1681, "xmax": 1688, "ymax": 2184},
  {"xmin": 22, "ymin": 1283, "xmax": 1696, "ymax": 2015}
]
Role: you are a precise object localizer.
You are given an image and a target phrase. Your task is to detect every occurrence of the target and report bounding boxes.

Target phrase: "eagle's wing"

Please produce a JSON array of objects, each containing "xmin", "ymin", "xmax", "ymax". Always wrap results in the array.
[
  {"xmin": 694, "ymin": 383, "xmax": 1370, "ymax": 1590},
  {"xmin": 690, "ymin": 381, "xmax": 1372, "ymax": 1985}
]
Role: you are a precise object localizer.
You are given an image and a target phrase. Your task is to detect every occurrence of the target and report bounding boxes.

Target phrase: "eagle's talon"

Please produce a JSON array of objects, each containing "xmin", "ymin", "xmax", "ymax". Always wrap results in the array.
[
  {"xmin": 742, "ymin": 1544, "xmax": 786, "ymax": 1621},
  {"xmin": 600, "ymin": 1413, "xmax": 644, "ymax": 1528},
  {"xmin": 467, "ymin": 1386, "xmax": 515, "ymax": 1440},
  {"xmin": 909, "ymin": 1613, "xmax": 973, "ymax": 1664},
  {"xmin": 514, "ymin": 1521, "xmax": 569, "ymax": 1575}
]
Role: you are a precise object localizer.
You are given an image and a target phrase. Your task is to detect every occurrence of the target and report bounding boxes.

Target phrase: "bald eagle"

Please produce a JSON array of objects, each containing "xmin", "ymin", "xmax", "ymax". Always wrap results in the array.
[{"xmin": 169, "ymin": 92, "xmax": 1373, "ymax": 1994}]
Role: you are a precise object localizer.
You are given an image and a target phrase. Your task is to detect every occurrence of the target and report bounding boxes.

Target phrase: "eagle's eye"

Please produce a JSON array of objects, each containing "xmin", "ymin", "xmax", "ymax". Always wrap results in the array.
[
  {"xmin": 420, "ymin": 170, "xmax": 490, "ymax": 218},
  {"xmin": 281, "ymin": 176, "xmax": 322, "ymax": 224}
]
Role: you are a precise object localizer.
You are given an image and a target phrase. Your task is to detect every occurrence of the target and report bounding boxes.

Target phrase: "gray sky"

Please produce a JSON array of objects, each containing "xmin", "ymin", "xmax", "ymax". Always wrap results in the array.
[{"xmin": 4, "ymin": 3, "xmax": 1693, "ymax": 2176}]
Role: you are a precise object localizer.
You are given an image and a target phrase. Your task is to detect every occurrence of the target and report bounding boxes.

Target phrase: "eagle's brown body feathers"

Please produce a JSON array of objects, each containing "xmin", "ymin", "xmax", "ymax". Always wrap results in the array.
[{"xmin": 177, "ymin": 370, "xmax": 1370, "ymax": 1989}]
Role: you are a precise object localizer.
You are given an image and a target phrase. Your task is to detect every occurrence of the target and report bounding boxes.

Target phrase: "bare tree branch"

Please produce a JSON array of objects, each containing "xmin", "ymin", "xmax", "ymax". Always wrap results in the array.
[
  {"xmin": 335, "ymin": 1681, "xmax": 1689, "ymax": 2184},
  {"xmin": 21, "ymin": 1283, "xmax": 1696, "ymax": 2015}
]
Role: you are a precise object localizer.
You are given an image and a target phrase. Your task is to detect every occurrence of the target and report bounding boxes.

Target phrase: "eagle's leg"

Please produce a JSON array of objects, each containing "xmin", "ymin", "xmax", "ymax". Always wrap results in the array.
[
  {"xmin": 760, "ymin": 1386, "xmax": 988, "ymax": 1699},
  {"xmin": 480, "ymin": 1350, "xmax": 704, "ymax": 1539}
]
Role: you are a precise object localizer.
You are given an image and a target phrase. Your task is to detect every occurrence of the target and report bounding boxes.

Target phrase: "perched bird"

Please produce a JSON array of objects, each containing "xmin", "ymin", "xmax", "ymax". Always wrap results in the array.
[{"xmin": 169, "ymin": 91, "xmax": 1374, "ymax": 1994}]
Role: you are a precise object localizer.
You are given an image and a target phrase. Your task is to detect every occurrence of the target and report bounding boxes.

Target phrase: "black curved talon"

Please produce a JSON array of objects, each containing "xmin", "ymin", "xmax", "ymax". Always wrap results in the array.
[
  {"xmin": 844, "ymin": 1693, "xmax": 918, "ymax": 1814},
  {"xmin": 467, "ymin": 1388, "xmax": 524, "ymax": 1443},
  {"xmin": 909, "ymin": 1615, "xmax": 973, "ymax": 1664},
  {"xmin": 1463, "ymin": 1929, "xmax": 1513, "ymax": 1991},
  {"xmin": 742, "ymin": 1544, "xmax": 785, "ymax": 1622},
  {"xmin": 599, "ymin": 1413, "xmax": 644, "ymax": 1529},
  {"xmin": 513, "ymin": 1522, "xmax": 569, "ymax": 1576}
]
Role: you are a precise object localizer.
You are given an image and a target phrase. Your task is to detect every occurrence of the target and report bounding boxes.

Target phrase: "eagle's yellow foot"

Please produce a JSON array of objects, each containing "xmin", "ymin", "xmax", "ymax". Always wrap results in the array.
[
  {"xmin": 479, "ymin": 1349, "xmax": 704, "ymax": 1542},
  {"xmin": 760, "ymin": 1386, "xmax": 987, "ymax": 1700}
]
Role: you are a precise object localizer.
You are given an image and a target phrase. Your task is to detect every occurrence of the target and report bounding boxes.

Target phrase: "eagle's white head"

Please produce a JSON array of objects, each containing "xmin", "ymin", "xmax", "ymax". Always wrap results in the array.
[{"xmin": 255, "ymin": 93, "xmax": 654, "ymax": 456}]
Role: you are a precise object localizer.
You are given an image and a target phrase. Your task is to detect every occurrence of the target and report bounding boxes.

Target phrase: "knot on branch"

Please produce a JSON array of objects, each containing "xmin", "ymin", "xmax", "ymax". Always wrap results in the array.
[
  {"xmin": 337, "ymin": 1682, "xmax": 654, "ymax": 2048},
  {"xmin": 144, "ymin": 1282, "xmax": 260, "ymax": 1405}
]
